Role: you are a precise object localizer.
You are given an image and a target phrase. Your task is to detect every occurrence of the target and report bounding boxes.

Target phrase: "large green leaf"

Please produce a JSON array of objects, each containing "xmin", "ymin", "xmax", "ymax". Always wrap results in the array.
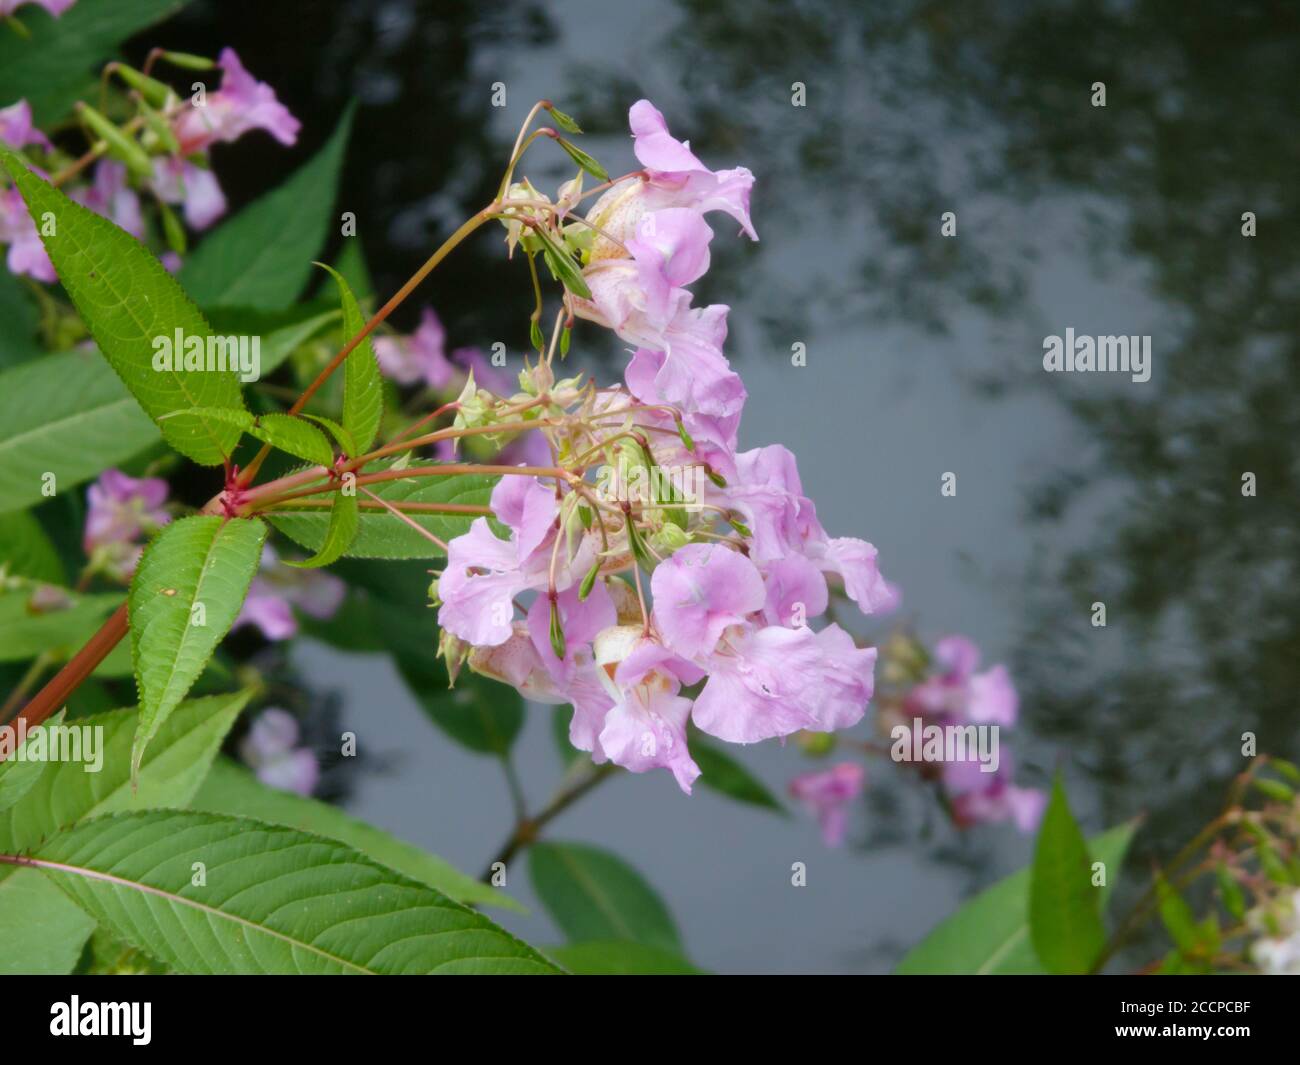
[
  {"xmin": 318, "ymin": 263, "xmax": 382, "ymax": 455},
  {"xmin": 128, "ymin": 516, "xmax": 266, "ymax": 776},
  {"xmin": 191, "ymin": 758, "xmax": 521, "ymax": 912},
  {"xmin": 0, "ymin": 0, "xmax": 184, "ymax": 125},
  {"xmin": 180, "ymin": 107, "xmax": 355, "ymax": 311},
  {"xmin": 19, "ymin": 810, "xmax": 559, "ymax": 974},
  {"xmin": 0, "ymin": 714, "xmax": 64, "ymax": 814},
  {"xmin": 546, "ymin": 940, "xmax": 704, "ymax": 975},
  {"xmin": 0, "ymin": 350, "xmax": 160, "ymax": 514},
  {"xmin": 1029, "ymin": 775, "xmax": 1108, "ymax": 974},
  {"xmin": 0, "ymin": 148, "xmax": 245, "ymax": 465},
  {"xmin": 0, "ymin": 691, "xmax": 250, "ymax": 866},
  {"xmin": 268, "ymin": 461, "xmax": 495, "ymax": 559},
  {"xmin": 0, "ymin": 868, "xmax": 95, "ymax": 975},
  {"xmin": 0, "ymin": 587, "xmax": 120, "ymax": 662},
  {"xmin": 0, "ymin": 511, "xmax": 64, "ymax": 583},
  {"xmin": 529, "ymin": 841, "xmax": 682, "ymax": 953},
  {"xmin": 895, "ymin": 820, "xmax": 1139, "ymax": 974}
]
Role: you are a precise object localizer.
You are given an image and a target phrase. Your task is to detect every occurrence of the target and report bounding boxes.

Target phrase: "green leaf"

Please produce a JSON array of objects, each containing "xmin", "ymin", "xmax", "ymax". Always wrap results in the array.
[
  {"xmin": 0, "ymin": 350, "xmax": 160, "ymax": 514},
  {"xmin": 207, "ymin": 301, "xmax": 341, "ymax": 376},
  {"xmin": 0, "ymin": 511, "xmax": 64, "ymax": 584},
  {"xmin": 302, "ymin": 414, "xmax": 357, "ymax": 458},
  {"xmin": 394, "ymin": 640, "xmax": 525, "ymax": 756},
  {"xmin": 20, "ymin": 810, "xmax": 559, "ymax": 974},
  {"xmin": 333, "ymin": 238, "xmax": 373, "ymax": 304},
  {"xmin": 284, "ymin": 491, "xmax": 358, "ymax": 569},
  {"xmin": 0, "ymin": 587, "xmax": 121, "ymax": 662},
  {"xmin": 0, "ymin": 267, "xmax": 41, "ymax": 368},
  {"xmin": 165, "ymin": 406, "xmax": 335, "ymax": 468},
  {"xmin": 1029, "ymin": 775, "xmax": 1108, "ymax": 974},
  {"xmin": 547, "ymin": 940, "xmax": 704, "ymax": 975},
  {"xmin": 0, "ymin": 691, "xmax": 249, "ymax": 873},
  {"xmin": 0, "ymin": 0, "xmax": 184, "ymax": 125},
  {"xmin": 191, "ymin": 758, "xmax": 521, "ymax": 912},
  {"xmin": 317, "ymin": 263, "xmax": 382, "ymax": 455},
  {"xmin": 551, "ymin": 705, "xmax": 582, "ymax": 767},
  {"xmin": 1156, "ymin": 873, "xmax": 1201, "ymax": 953},
  {"xmin": 691, "ymin": 737, "xmax": 785, "ymax": 813},
  {"xmin": 268, "ymin": 461, "xmax": 495, "ymax": 559},
  {"xmin": 180, "ymin": 106, "xmax": 355, "ymax": 311},
  {"xmin": 128, "ymin": 516, "xmax": 267, "ymax": 777},
  {"xmin": 0, "ymin": 713, "xmax": 64, "ymax": 813},
  {"xmin": 896, "ymin": 820, "xmax": 1139, "ymax": 974},
  {"xmin": 0, "ymin": 148, "xmax": 245, "ymax": 465},
  {"xmin": 529, "ymin": 841, "xmax": 682, "ymax": 953},
  {"xmin": 0, "ymin": 868, "xmax": 95, "ymax": 975}
]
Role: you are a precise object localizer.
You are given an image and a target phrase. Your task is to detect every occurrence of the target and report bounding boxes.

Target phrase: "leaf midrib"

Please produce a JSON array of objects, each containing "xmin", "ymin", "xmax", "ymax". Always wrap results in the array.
[{"xmin": 0, "ymin": 853, "xmax": 374, "ymax": 974}]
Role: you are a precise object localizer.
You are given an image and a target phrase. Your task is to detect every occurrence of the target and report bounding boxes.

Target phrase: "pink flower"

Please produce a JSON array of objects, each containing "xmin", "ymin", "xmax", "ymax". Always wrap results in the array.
[
  {"xmin": 0, "ymin": 100, "xmax": 50, "ymax": 151},
  {"xmin": 722, "ymin": 444, "xmax": 897, "ymax": 616},
  {"xmin": 0, "ymin": 0, "xmax": 77, "ymax": 17},
  {"xmin": 239, "ymin": 708, "xmax": 319, "ymax": 796},
  {"xmin": 585, "ymin": 99, "xmax": 757, "ymax": 257},
  {"xmin": 692, "ymin": 623, "xmax": 875, "ymax": 744},
  {"xmin": 0, "ymin": 184, "xmax": 55, "ymax": 282},
  {"xmin": 597, "ymin": 638, "xmax": 703, "ymax": 793},
  {"xmin": 149, "ymin": 157, "xmax": 227, "ymax": 231},
  {"xmin": 172, "ymin": 48, "xmax": 300, "ymax": 155},
  {"xmin": 83, "ymin": 469, "xmax": 170, "ymax": 579},
  {"xmin": 232, "ymin": 544, "xmax": 345, "ymax": 641},
  {"xmin": 943, "ymin": 754, "xmax": 1045, "ymax": 834},
  {"xmin": 905, "ymin": 634, "xmax": 1019, "ymax": 727},
  {"xmin": 437, "ymin": 474, "xmax": 593, "ymax": 647},
  {"xmin": 789, "ymin": 762, "xmax": 865, "ymax": 846},
  {"xmin": 374, "ymin": 308, "xmax": 455, "ymax": 389},
  {"xmin": 649, "ymin": 542, "xmax": 765, "ymax": 655},
  {"xmin": 71, "ymin": 161, "xmax": 143, "ymax": 240}
]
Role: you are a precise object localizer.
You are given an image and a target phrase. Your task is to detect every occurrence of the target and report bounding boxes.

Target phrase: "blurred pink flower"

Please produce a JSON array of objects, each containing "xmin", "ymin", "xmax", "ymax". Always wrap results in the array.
[
  {"xmin": 172, "ymin": 48, "xmax": 300, "ymax": 155},
  {"xmin": 239, "ymin": 708, "xmax": 319, "ymax": 796},
  {"xmin": 233, "ymin": 543, "xmax": 345, "ymax": 640},
  {"xmin": 0, "ymin": 100, "xmax": 50, "ymax": 151},
  {"xmin": 789, "ymin": 763, "xmax": 865, "ymax": 846},
  {"xmin": 83, "ymin": 469, "xmax": 170, "ymax": 580}
]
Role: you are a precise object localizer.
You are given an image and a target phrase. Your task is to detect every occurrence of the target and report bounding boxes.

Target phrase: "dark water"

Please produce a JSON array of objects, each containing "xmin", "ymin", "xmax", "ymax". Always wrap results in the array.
[{"xmin": 134, "ymin": 0, "xmax": 1299, "ymax": 972}]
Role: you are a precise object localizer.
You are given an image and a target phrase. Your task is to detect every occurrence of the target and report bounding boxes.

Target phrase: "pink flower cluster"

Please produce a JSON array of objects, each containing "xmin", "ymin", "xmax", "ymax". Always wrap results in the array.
[
  {"xmin": 0, "ymin": 0, "xmax": 76, "ymax": 18},
  {"xmin": 900, "ymin": 635, "xmax": 1044, "ymax": 833},
  {"xmin": 434, "ymin": 102, "xmax": 895, "ymax": 793},
  {"xmin": 0, "ymin": 49, "xmax": 297, "ymax": 281},
  {"xmin": 82, "ymin": 469, "xmax": 170, "ymax": 581}
]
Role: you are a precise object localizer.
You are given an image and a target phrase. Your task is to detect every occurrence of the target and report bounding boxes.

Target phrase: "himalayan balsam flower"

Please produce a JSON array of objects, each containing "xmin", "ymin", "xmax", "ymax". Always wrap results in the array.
[
  {"xmin": 154, "ymin": 48, "xmax": 300, "ymax": 230},
  {"xmin": 374, "ymin": 307, "xmax": 454, "ymax": 388},
  {"xmin": 901, "ymin": 634, "xmax": 1044, "ymax": 832},
  {"xmin": 233, "ymin": 543, "xmax": 345, "ymax": 640},
  {"xmin": 239, "ymin": 708, "xmax": 319, "ymax": 796},
  {"xmin": 83, "ymin": 469, "xmax": 170, "ymax": 580},
  {"xmin": 171, "ymin": 48, "xmax": 301, "ymax": 155},
  {"xmin": 438, "ymin": 101, "xmax": 892, "ymax": 794},
  {"xmin": 789, "ymin": 762, "xmax": 866, "ymax": 846},
  {"xmin": 0, "ymin": 100, "xmax": 50, "ymax": 151}
]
